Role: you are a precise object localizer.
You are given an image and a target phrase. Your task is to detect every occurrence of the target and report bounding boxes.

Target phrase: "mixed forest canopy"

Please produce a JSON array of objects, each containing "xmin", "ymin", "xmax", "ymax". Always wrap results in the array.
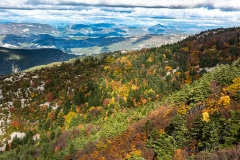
[{"xmin": 0, "ymin": 27, "xmax": 239, "ymax": 159}]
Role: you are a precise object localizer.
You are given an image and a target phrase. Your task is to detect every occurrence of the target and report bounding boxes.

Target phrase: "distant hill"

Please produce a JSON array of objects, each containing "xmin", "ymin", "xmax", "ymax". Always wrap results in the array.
[
  {"xmin": 0, "ymin": 27, "xmax": 239, "ymax": 159},
  {"xmin": 0, "ymin": 47, "xmax": 78, "ymax": 75},
  {"xmin": 0, "ymin": 22, "xmax": 189, "ymax": 55}
]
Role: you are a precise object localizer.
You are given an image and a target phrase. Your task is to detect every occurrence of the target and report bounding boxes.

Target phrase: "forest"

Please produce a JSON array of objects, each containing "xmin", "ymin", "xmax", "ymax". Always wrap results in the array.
[{"xmin": 0, "ymin": 27, "xmax": 239, "ymax": 159}]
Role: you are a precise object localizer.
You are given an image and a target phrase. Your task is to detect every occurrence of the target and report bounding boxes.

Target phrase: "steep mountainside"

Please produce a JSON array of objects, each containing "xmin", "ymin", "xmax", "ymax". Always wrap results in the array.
[{"xmin": 0, "ymin": 27, "xmax": 239, "ymax": 159}]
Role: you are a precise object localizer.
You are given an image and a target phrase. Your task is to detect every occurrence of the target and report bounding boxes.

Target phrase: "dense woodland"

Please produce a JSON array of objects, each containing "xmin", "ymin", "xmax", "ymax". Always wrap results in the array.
[{"xmin": 0, "ymin": 27, "xmax": 239, "ymax": 159}]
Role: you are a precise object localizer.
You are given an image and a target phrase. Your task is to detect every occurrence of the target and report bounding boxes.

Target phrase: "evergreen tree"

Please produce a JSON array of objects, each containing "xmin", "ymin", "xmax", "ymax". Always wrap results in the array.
[
  {"xmin": 63, "ymin": 100, "xmax": 71, "ymax": 115},
  {"xmin": 69, "ymin": 114, "xmax": 82, "ymax": 128},
  {"xmin": 142, "ymin": 119, "xmax": 153, "ymax": 137},
  {"xmin": 222, "ymin": 110, "xmax": 240, "ymax": 147},
  {"xmin": 23, "ymin": 130, "xmax": 33, "ymax": 145},
  {"xmin": 43, "ymin": 118, "xmax": 51, "ymax": 131},
  {"xmin": 11, "ymin": 135, "xmax": 21, "ymax": 150},
  {"xmin": 191, "ymin": 115, "xmax": 204, "ymax": 140},
  {"xmin": 5, "ymin": 140, "xmax": 9, "ymax": 151},
  {"xmin": 69, "ymin": 143, "xmax": 75, "ymax": 156},
  {"xmin": 15, "ymin": 146, "xmax": 20, "ymax": 156},
  {"xmin": 167, "ymin": 114, "xmax": 189, "ymax": 147},
  {"xmin": 57, "ymin": 112, "xmax": 65, "ymax": 127},
  {"xmin": 74, "ymin": 91, "xmax": 85, "ymax": 106},
  {"xmin": 147, "ymin": 133, "xmax": 177, "ymax": 160},
  {"xmin": 50, "ymin": 131, "xmax": 55, "ymax": 141},
  {"xmin": 198, "ymin": 121, "xmax": 220, "ymax": 151}
]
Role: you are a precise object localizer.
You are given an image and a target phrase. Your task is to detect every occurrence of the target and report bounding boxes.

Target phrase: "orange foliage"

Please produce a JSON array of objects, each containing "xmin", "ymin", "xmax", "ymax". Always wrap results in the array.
[
  {"xmin": 103, "ymin": 98, "xmax": 111, "ymax": 106},
  {"xmin": 49, "ymin": 111, "xmax": 55, "ymax": 121},
  {"xmin": 140, "ymin": 98, "xmax": 147, "ymax": 105},
  {"xmin": 54, "ymin": 146, "xmax": 60, "ymax": 153},
  {"xmin": 163, "ymin": 107, "xmax": 174, "ymax": 118},
  {"xmin": 11, "ymin": 120, "xmax": 21, "ymax": 129},
  {"xmin": 174, "ymin": 149, "xmax": 185, "ymax": 160},
  {"xmin": 46, "ymin": 92, "xmax": 54, "ymax": 102},
  {"xmin": 184, "ymin": 71, "xmax": 192, "ymax": 84},
  {"xmin": 77, "ymin": 124, "xmax": 83, "ymax": 129}
]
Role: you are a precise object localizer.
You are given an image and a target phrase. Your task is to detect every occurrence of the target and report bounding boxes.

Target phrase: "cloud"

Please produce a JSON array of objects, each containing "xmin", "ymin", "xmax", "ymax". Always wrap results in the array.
[
  {"xmin": 0, "ymin": 7, "xmax": 240, "ymax": 28},
  {"xmin": 0, "ymin": 1, "xmax": 240, "ymax": 32},
  {"xmin": 1, "ymin": 0, "xmax": 240, "ymax": 11}
]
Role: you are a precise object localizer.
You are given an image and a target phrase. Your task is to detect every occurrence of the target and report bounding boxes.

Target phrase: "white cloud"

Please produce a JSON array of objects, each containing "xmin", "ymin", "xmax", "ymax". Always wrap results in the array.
[
  {"xmin": 1, "ymin": 0, "xmax": 240, "ymax": 10},
  {"xmin": 0, "ymin": 7, "xmax": 240, "ymax": 28},
  {"xmin": 0, "ymin": 1, "xmax": 239, "ymax": 31}
]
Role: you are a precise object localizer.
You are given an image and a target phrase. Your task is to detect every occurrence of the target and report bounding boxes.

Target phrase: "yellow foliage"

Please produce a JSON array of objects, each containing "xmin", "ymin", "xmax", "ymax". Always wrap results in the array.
[
  {"xmin": 110, "ymin": 80, "xmax": 120, "ymax": 90},
  {"xmin": 104, "ymin": 66, "xmax": 110, "ymax": 70},
  {"xmin": 175, "ymin": 71, "xmax": 181, "ymax": 77},
  {"xmin": 117, "ymin": 84, "xmax": 129, "ymax": 97},
  {"xmin": 145, "ymin": 88, "xmax": 156, "ymax": 101},
  {"xmin": 96, "ymin": 141, "xmax": 108, "ymax": 151},
  {"xmin": 177, "ymin": 103, "xmax": 191, "ymax": 115},
  {"xmin": 163, "ymin": 107, "xmax": 173, "ymax": 118},
  {"xmin": 180, "ymin": 47, "xmax": 189, "ymax": 53},
  {"xmin": 159, "ymin": 129, "xmax": 165, "ymax": 136},
  {"xmin": 233, "ymin": 77, "xmax": 240, "ymax": 84},
  {"xmin": 218, "ymin": 95, "xmax": 231, "ymax": 108},
  {"xmin": 107, "ymin": 97, "xmax": 115, "ymax": 107},
  {"xmin": 147, "ymin": 56, "xmax": 154, "ymax": 63},
  {"xmin": 165, "ymin": 65, "xmax": 173, "ymax": 71},
  {"xmin": 125, "ymin": 148, "xmax": 142, "ymax": 160},
  {"xmin": 112, "ymin": 67, "xmax": 122, "ymax": 76},
  {"xmin": 205, "ymin": 98, "xmax": 218, "ymax": 113},
  {"xmin": 124, "ymin": 62, "xmax": 133, "ymax": 70},
  {"xmin": 131, "ymin": 84, "xmax": 138, "ymax": 91},
  {"xmin": 89, "ymin": 106, "xmax": 96, "ymax": 112},
  {"xmin": 153, "ymin": 69, "xmax": 156, "ymax": 74},
  {"xmin": 64, "ymin": 111, "xmax": 77, "ymax": 129},
  {"xmin": 202, "ymin": 111, "xmax": 210, "ymax": 123},
  {"xmin": 104, "ymin": 56, "xmax": 114, "ymax": 63},
  {"xmin": 228, "ymin": 77, "xmax": 240, "ymax": 91},
  {"xmin": 30, "ymin": 93, "xmax": 36, "ymax": 98}
]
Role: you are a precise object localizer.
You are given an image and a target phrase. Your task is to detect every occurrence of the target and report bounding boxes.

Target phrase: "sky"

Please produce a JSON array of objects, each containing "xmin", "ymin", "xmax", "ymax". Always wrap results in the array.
[{"xmin": 0, "ymin": 0, "xmax": 240, "ymax": 30}]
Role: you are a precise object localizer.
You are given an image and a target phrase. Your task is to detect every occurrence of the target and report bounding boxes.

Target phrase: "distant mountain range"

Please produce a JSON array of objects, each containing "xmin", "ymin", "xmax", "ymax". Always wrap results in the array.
[
  {"xmin": 0, "ymin": 23, "xmax": 188, "ymax": 55},
  {"xmin": 0, "ymin": 22, "xmax": 189, "ymax": 75}
]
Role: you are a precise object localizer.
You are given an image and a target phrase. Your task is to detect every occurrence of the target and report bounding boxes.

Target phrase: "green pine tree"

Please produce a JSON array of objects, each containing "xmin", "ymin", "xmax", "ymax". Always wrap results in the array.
[{"xmin": 167, "ymin": 114, "xmax": 189, "ymax": 147}]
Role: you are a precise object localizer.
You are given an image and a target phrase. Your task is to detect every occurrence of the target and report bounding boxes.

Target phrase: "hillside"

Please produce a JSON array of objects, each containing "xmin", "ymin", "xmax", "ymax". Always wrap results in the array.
[
  {"xmin": 0, "ymin": 47, "xmax": 78, "ymax": 75},
  {"xmin": 0, "ymin": 27, "xmax": 239, "ymax": 159}
]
